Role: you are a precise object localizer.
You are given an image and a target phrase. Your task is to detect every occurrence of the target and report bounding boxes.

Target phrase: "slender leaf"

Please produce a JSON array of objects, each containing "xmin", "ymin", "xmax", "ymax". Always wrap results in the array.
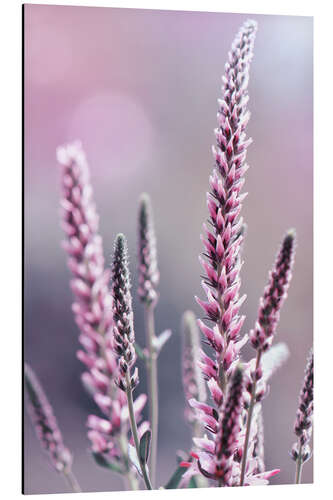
[{"xmin": 139, "ymin": 429, "xmax": 151, "ymax": 465}]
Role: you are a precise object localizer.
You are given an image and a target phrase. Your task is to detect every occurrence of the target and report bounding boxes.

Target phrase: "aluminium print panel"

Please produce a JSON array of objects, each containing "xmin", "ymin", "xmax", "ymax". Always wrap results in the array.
[{"xmin": 23, "ymin": 4, "xmax": 313, "ymax": 494}]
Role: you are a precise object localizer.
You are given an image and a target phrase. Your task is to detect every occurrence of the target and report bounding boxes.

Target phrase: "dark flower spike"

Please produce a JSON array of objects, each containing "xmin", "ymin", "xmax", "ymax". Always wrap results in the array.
[
  {"xmin": 291, "ymin": 349, "xmax": 313, "ymax": 484},
  {"xmin": 24, "ymin": 364, "xmax": 81, "ymax": 492},
  {"xmin": 215, "ymin": 365, "xmax": 244, "ymax": 486},
  {"xmin": 240, "ymin": 230, "xmax": 296, "ymax": 485},
  {"xmin": 138, "ymin": 193, "xmax": 160, "ymax": 307},
  {"xmin": 111, "ymin": 233, "xmax": 153, "ymax": 490},
  {"xmin": 250, "ymin": 229, "xmax": 296, "ymax": 351},
  {"xmin": 111, "ymin": 234, "xmax": 137, "ymax": 391}
]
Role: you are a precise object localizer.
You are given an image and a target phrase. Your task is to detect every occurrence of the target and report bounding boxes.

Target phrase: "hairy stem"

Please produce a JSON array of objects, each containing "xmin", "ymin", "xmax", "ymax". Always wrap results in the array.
[
  {"xmin": 63, "ymin": 468, "xmax": 82, "ymax": 493},
  {"xmin": 125, "ymin": 372, "xmax": 153, "ymax": 490},
  {"xmin": 295, "ymin": 442, "xmax": 303, "ymax": 484},
  {"xmin": 144, "ymin": 305, "xmax": 158, "ymax": 488},
  {"xmin": 240, "ymin": 349, "xmax": 262, "ymax": 486}
]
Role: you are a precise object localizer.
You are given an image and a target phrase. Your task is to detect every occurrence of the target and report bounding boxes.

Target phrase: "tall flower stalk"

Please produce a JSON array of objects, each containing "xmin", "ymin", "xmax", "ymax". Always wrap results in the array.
[
  {"xmin": 240, "ymin": 230, "xmax": 296, "ymax": 485},
  {"xmin": 57, "ymin": 142, "xmax": 139, "ymax": 488},
  {"xmin": 192, "ymin": 19, "xmax": 258, "ymax": 484},
  {"xmin": 291, "ymin": 349, "xmax": 313, "ymax": 484},
  {"xmin": 137, "ymin": 194, "xmax": 160, "ymax": 487},
  {"xmin": 24, "ymin": 364, "xmax": 81, "ymax": 493},
  {"xmin": 111, "ymin": 233, "xmax": 153, "ymax": 490}
]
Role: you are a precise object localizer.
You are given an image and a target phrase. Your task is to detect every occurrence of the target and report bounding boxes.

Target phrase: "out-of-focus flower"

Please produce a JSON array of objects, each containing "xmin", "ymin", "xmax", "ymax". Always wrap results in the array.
[
  {"xmin": 181, "ymin": 310, "xmax": 207, "ymax": 430},
  {"xmin": 57, "ymin": 143, "xmax": 144, "ymax": 477},
  {"xmin": 137, "ymin": 193, "xmax": 160, "ymax": 307},
  {"xmin": 24, "ymin": 364, "xmax": 73, "ymax": 473}
]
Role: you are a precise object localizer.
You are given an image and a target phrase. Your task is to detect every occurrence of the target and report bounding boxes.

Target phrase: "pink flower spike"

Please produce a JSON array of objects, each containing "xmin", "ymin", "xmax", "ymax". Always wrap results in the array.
[
  {"xmin": 251, "ymin": 230, "xmax": 296, "ymax": 351},
  {"xmin": 57, "ymin": 142, "xmax": 128, "ymax": 470}
]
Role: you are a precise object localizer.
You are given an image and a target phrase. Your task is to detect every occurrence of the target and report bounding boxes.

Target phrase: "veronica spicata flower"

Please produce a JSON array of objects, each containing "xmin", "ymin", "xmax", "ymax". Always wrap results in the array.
[
  {"xmin": 57, "ymin": 143, "xmax": 145, "ymax": 477},
  {"xmin": 192, "ymin": 18, "xmax": 258, "ymax": 484}
]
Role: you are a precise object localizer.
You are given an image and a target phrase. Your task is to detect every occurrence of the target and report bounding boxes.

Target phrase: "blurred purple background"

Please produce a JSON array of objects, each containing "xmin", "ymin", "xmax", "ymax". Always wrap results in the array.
[{"xmin": 24, "ymin": 4, "xmax": 313, "ymax": 494}]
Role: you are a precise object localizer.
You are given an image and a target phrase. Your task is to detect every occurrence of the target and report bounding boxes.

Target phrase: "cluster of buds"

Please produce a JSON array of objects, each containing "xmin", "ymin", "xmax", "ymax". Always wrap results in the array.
[
  {"xmin": 250, "ymin": 230, "xmax": 296, "ymax": 352},
  {"xmin": 137, "ymin": 193, "xmax": 160, "ymax": 307},
  {"xmin": 291, "ymin": 349, "xmax": 313, "ymax": 464},
  {"xmin": 111, "ymin": 233, "xmax": 139, "ymax": 392},
  {"xmin": 24, "ymin": 364, "xmax": 73, "ymax": 473}
]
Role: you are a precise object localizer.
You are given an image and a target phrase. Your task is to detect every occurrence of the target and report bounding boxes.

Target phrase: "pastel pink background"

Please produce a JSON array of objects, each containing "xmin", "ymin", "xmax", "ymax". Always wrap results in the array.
[{"xmin": 24, "ymin": 4, "xmax": 313, "ymax": 494}]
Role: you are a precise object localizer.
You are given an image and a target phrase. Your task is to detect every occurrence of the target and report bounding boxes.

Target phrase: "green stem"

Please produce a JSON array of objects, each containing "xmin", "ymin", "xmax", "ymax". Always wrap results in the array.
[
  {"xmin": 295, "ymin": 442, "xmax": 303, "ymax": 484},
  {"xmin": 239, "ymin": 349, "xmax": 262, "ymax": 486},
  {"xmin": 144, "ymin": 305, "xmax": 158, "ymax": 488},
  {"xmin": 125, "ymin": 372, "xmax": 153, "ymax": 490},
  {"xmin": 63, "ymin": 468, "xmax": 82, "ymax": 493}
]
